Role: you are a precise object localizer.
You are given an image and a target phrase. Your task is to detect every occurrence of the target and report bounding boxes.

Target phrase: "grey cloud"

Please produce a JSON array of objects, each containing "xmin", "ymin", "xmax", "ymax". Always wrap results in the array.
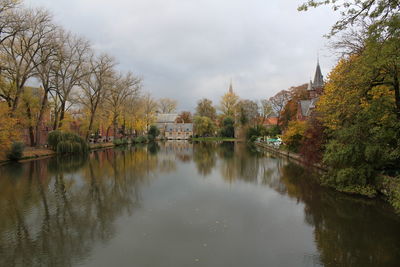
[{"xmin": 26, "ymin": 0, "xmax": 339, "ymax": 111}]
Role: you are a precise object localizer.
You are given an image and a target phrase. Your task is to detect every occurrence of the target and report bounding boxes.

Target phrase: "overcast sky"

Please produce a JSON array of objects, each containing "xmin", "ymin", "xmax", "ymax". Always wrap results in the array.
[{"xmin": 25, "ymin": 0, "xmax": 339, "ymax": 111}]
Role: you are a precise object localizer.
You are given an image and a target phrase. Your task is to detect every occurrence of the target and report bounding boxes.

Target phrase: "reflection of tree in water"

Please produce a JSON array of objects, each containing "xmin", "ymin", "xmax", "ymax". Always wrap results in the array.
[
  {"xmin": 215, "ymin": 145, "xmax": 400, "ymax": 266},
  {"xmin": 277, "ymin": 163, "xmax": 400, "ymax": 267},
  {"xmin": 147, "ymin": 142, "xmax": 160, "ymax": 155},
  {"xmin": 193, "ymin": 142, "xmax": 217, "ymax": 176},
  {"xmin": 218, "ymin": 143, "xmax": 262, "ymax": 183},
  {"xmin": 0, "ymin": 146, "xmax": 162, "ymax": 267},
  {"xmin": 48, "ymin": 154, "xmax": 88, "ymax": 174}
]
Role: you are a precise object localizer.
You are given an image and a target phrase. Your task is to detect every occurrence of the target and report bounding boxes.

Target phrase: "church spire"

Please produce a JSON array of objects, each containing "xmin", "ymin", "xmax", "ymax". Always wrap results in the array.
[
  {"xmin": 313, "ymin": 60, "xmax": 324, "ymax": 88},
  {"xmin": 228, "ymin": 80, "xmax": 233, "ymax": 93}
]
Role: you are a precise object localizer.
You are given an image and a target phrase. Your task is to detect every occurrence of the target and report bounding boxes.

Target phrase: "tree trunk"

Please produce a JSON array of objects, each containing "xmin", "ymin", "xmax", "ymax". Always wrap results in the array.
[
  {"xmin": 26, "ymin": 103, "xmax": 35, "ymax": 146},
  {"xmin": 11, "ymin": 85, "xmax": 23, "ymax": 114},
  {"xmin": 106, "ymin": 126, "xmax": 111, "ymax": 139},
  {"xmin": 113, "ymin": 115, "xmax": 118, "ymax": 139},
  {"xmin": 35, "ymin": 90, "xmax": 49, "ymax": 146},
  {"xmin": 52, "ymin": 109, "xmax": 59, "ymax": 131},
  {"xmin": 393, "ymin": 68, "xmax": 400, "ymax": 120},
  {"xmin": 86, "ymin": 112, "xmax": 95, "ymax": 141},
  {"xmin": 58, "ymin": 101, "xmax": 66, "ymax": 129}
]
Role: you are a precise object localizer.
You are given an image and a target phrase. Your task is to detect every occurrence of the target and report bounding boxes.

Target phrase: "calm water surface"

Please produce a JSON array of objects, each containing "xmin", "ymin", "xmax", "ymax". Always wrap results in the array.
[{"xmin": 0, "ymin": 142, "xmax": 399, "ymax": 267}]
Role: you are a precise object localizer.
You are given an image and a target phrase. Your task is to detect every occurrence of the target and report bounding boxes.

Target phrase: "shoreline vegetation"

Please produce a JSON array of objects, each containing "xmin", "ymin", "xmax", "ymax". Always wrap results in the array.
[{"xmin": 255, "ymin": 142, "xmax": 400, "ymax": 214}]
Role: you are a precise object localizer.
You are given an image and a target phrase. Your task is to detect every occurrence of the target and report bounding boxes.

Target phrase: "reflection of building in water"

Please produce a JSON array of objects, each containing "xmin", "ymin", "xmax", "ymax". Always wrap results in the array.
[
  {"xmin": 155, "ymin": 114, "xmax": 193, "ymax": 140},
  {"xmin": 159, "ymin": 141, "xmax": 193, "ymax": 163}
]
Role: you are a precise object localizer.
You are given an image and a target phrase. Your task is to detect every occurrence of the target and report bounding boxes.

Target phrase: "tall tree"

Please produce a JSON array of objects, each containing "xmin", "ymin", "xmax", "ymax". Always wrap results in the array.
[
  {"xmin": 219, "ymin": 91, "xmax": 239, "ymax": 117},
  {"xmin": 318, "ymin": 55, "xmax": 400, "ymax": 188},
  {"xmin": 194, "ymin": 116, "xmax": 216, "ymax": 137},
  {"xmin": 33, "ymin": 25, "xmax": 59, "ymax": 145},
  {"xmin": 52, "ymin": 31, "xmax": 91, "ymax": 129},
  {"xmin": 105, "ymin": 72, "xmax": 141, "ymax": 137},
  {"xmin": 142, "ymin": 93, "xmax": 158, "ymax": 131},
  {"xmin": 79, "ymin": 54, "xmax": 115, "ymax": 140},
  {"xmin": 195, "ymin": 98, "xmax": 216, "ymax": 120},
  {"xmin": 237, "ymin": 99, "xmax": 259, "ymax": 126},
  {"xmin": 0, "ymin": 8, "xmax": 55, "ymax": 113},
  {"xmin": 260, "ymin": 99, "xmax": 273, "ymax": 124},
  {"xmin": 269, "ymin": 90, "xmax": 290, "ymax": 125}
]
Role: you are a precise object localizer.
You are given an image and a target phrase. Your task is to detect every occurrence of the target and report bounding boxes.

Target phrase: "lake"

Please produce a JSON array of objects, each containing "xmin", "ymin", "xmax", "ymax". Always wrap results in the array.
[{"xmin": 0, "ymin": 142, "xmax": 399, "ymax": 267}]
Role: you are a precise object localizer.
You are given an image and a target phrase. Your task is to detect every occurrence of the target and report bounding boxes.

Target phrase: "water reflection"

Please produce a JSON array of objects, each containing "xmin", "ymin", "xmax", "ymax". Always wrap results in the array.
[{"xmin": 0, "ymin": 142, "xmax": 399, "ymax": 267}]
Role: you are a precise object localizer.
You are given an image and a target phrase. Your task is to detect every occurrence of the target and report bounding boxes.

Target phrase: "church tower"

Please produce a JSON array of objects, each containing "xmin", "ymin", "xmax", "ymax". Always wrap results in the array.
[
  {"xmin": 313, "ymin": 60, "xmax": 324, "ymax": 90},
  {"xmin": 307, "ymin": 60, "xmax": 324, "ymax": 99},
  {"xmin": 228, "ymin": 80, "xmax": 233, "ymax": 94}
]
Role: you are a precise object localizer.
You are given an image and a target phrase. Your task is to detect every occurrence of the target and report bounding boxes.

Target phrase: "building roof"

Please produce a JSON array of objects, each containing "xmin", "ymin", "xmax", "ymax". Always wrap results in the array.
[
  {"xmin": 300, "ymin": 98, "xmax": 319, "ymax": 117},
  {"xmin": 300, "ymin": 100, "xmax": 312, "ymax": 117},
  {"xmin": 156, "ymin": 113, "xmax": 178, "ymax": 123},
  {"xmin": 263, "ymin": 117, "xmax": 278, "ymax": 126}
]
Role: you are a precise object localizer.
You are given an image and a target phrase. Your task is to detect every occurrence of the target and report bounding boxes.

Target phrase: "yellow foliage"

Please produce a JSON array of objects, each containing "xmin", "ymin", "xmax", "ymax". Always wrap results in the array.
[
  {"xmin": 220, "ymin": 91, "xmax": 239, "ymax": 117},
  {"xmin": 282, "ymin": 120, "xmax": 308, "ymax": 152},
  {"xmin": 0, "ymin": 103, "xmax": 20, "ymax": 157},
  {"xmin": 317, "ymin": 56, "xmax": 365, "ymax": 131},
  {"xmin": 317, "ymin": 55, "xmax": 396, "ymax": 131},
  {"xmin": 133, "ymin": 117, "xmax": 147, "ymax": 133}
]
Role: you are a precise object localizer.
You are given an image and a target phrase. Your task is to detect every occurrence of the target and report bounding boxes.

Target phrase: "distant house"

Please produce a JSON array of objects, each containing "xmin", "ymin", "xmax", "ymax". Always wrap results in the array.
[
  {"xmin": 297, "ymin": 61, "xmax": 324, "ymax": 121},
  {"xmin": 156, "ymin": 113, "xmax": 193, "ymax": 140},
  {"xmin": 262, "ymin": 115, "xmax": 279, "ymax": 128}
]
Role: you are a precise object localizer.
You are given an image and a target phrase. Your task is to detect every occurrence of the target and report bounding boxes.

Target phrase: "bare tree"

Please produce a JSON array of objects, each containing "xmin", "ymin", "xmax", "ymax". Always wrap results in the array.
[
  {"xmin": 106, "ymin": 71, "xmax": 141, "ymax": 137},
  {"xmin": 0, "ymin": 8, "xmax": 55, "ymax": 113},
  {"xmin": 260, "ymin": 99, "xmax": 274, "ymax": 125},
  {"xmin": 0, "ymin": 0, "xmax": 23, "ymax": 46},
  {"xmin": 79, "ymin": 53, "xmax": 115, "ymax": 140},
  {"xmin": 33, "ymin": 26, "xmax": 60, "ymax": 145},
  {"xmin": 52, "ymin": 30, "xmax": 91, "ymax": 129},
  {"xmin": 237, "ymin": 99, "xmax": 259, "ymax": 126},
  {"xmin": 269, "ymin": 90, "xmax": 290, "ymax": 125},
  {"xmin": 158, "ymin": 98, "xmax": 177, "ymax": 113},
  {"xmin": 142, "ymin": 93, "xmax": 158, "ymax": 131}
]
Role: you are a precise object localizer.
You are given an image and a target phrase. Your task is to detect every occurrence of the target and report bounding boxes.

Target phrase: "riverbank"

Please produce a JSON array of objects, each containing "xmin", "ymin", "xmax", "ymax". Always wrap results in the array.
[
  {"xmin": 0, "ymin": 142, "xmax": 116, "ymax": 165},
  {"xmin": 254, "ymin": 141, "xmax": 324, "ymax": 170},
  {"xmin": 255, "ymin": 141, "xmax": 400, "ymax": 214}
]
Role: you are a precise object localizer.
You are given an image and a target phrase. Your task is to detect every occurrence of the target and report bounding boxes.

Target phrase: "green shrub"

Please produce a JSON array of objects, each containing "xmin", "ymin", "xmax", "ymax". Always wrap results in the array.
[
  {"xmin": 246, "ymin": 125, "xmax": 266, "ymax": 141},
  {"xmin": 113, "ymin": 138, "xmax": 129, "ymax": 146},
  {"xmin": 7, "ymin": 142, "xmax": 24, "ymax": 161},
  {"xmin": 148, "ymin": 125, "xmax": 160, "ymax": 141},
  {"xmin": 220, "ymin": 117, "xmax": 235, "ymax": 138},
  {"xmin": 133, "ymin": 136, "xmax": 148, "ymax": 144},
  {"xmin": 48, "ymin": 131, "xmax": 88, "ymax": 154},
  {"xmin": 269, "ymin": 125, "xmax": 281, "ymax": 138}
]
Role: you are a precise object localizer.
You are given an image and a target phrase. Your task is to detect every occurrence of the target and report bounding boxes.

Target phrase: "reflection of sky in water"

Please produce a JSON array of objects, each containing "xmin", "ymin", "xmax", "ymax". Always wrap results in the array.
[{"xmin": 0, "ymin": 142, "xmax": 399, "ymax": 267}]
